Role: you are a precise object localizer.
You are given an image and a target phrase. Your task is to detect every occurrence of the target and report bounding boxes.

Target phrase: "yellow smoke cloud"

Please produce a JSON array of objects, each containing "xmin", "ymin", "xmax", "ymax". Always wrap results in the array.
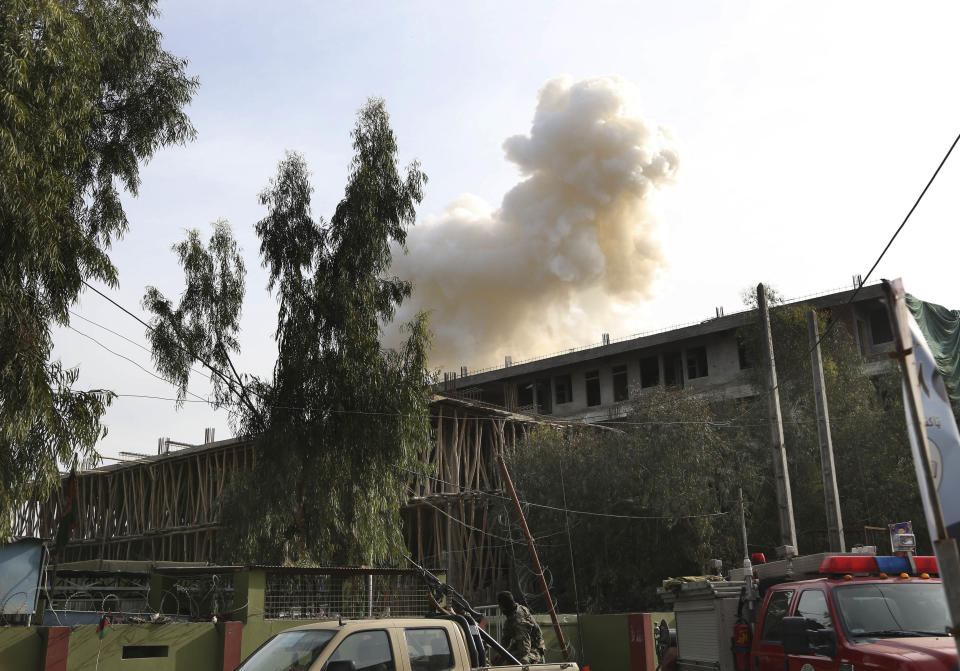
[{"xmin": 390, "ymin": 76, "xmax": 679, "ymax": 372}]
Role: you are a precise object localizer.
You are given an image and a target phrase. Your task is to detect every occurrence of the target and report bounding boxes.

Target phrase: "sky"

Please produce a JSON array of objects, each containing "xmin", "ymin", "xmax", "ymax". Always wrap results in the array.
[{"xmin": 53, "ymin": 0, "xmax": 960, "ymax": 460}]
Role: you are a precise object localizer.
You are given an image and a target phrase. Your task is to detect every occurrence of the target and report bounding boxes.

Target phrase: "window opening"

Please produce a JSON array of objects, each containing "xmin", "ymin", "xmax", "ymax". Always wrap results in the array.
[
  {"xmin": 612, "ymin": 365, "xmax": 629, "ymax": 402},
  {"xmin": 737, "ymin": 336, "xmax": 752, "ymax": 369},
  {"xmin": 585, "ymin": 370, "xmax": 601, "ymax": 407},
  {"xmin": 869, "ymin": 307, "xmax": 893, "ymax": 345},
  {"xmin": 640, "ymin": 356, "xmax": 660, "ymax": 388},
  {"xmin": 535, "ymin": 378, "xmax": 552, "ymax": 414},
  {"xmin": 663, "ymin": 352, "xmax": 683, "ymax": 388},
  {"xmin": 554, "ymin": 375, "xmax": 572, "ymax": 404},
  {"xmin": 686, "ymin": 346, "xmax": 708, "ymax": 379},
  {"xmin": 122, "ymin": 646, "xmax": 169, "ymax": 659},
  {"xmin": 516, "ymin": 382, "xmax": 533, "ymax": 409},
  {"xmin": 857, "ymin": 320, "xmax": 868, "ymax": 355}
]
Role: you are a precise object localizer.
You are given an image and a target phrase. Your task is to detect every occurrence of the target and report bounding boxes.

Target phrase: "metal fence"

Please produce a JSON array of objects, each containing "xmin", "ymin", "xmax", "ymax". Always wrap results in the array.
[
  {"xmin": 161, "ymin": 571, "xmax": 236, "ymax": 620},
  {"xmin": 46, "ymin": 570, "xmax": 151, "ymax": 615},
  {"xmin": 263, "ymin": 568, "xmax": 435, "ymax": 620}
]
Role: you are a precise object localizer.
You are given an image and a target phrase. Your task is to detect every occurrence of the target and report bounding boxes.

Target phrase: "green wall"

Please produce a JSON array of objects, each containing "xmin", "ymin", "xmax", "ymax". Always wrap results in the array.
[
  {"xmin": 65, "ymin": 623, "xmax": 219, "ymax": 671},
  {"xmin": 0, "ymin": 627, "xmax": 42, "ymax": 671},
  {"xmin": 0, "ymin": 566, "xmax": 670, "ymax": 670},
  {"xmin": 581, "ymin": 614, "xmax": 629, "ymax": 671}
]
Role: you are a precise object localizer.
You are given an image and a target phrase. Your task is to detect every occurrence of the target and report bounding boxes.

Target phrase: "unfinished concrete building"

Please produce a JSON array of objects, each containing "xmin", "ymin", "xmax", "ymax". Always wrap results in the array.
[{"xmin": 439, "ymin": 283, "xmax": 892, "ymax": 420}]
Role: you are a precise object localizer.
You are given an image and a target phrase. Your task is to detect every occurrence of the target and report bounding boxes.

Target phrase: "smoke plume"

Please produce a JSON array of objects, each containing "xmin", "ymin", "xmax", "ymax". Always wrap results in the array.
[{"xmin": 390, "ymin": 76, "xmax": 679, "ymax": 372}]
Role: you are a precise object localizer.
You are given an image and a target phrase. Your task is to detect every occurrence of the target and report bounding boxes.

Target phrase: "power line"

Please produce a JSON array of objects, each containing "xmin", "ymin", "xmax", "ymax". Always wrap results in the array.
[
  {"xmin": 70, "ymin": 309, "xmax": 212, "ymax": 382},
  {"xmin": 81, "ymin": 281, "xmax": 154, "ymax": 331},
  {"xmin": 81, "ymin": 280, "xmax": 264, "ymax": 422},
  {"xmin": 88, "ymin": 388, "xmax": 846, "ymax": 429},
  {"xmin": 67, "ymin": 326, "xmax": 213, "ymax": 406},
  {"xmin": 859, "ymin": 131, "xmax": 960, "ymax": 296},
  {"xmin": 800, "ymin": 130, "xmax": 960, "ymax": 376},
  {"xmin": 406, "ymin": 467, "xmax": 729, "ymax": 521},
  {"xmin": 406, "ymin": 488, "xmax": 518, "ymax": 544}
]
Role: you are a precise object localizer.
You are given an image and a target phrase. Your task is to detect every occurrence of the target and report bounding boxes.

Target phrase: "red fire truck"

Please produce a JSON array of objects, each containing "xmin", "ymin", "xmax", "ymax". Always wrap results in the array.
[{"xmin": 658, "ymin": 552, "xmax": 956, "ymax": 671}]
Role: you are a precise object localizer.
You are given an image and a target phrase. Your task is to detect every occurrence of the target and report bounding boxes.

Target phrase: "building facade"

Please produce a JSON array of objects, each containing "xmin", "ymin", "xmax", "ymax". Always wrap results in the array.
[{"xmin": 439, "ymin": 283, "xmax": 894, "ymax": 420}]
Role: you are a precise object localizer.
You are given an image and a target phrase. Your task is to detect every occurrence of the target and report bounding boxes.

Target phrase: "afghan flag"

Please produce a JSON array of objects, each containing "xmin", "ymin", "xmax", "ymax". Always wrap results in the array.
[
  {"xmin": 97, "ymin": 611, "xmax": 112, "ymax": 639},
  {"xmin": 53, "ymin": 464, "xmax": 79, "ymax": 557}
]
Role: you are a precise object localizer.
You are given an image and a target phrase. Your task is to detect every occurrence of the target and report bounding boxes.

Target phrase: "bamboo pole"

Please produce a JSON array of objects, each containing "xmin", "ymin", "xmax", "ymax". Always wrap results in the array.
[{"xmin": 496, "ymin": 453, "xmax": 570, "ymax": 662}]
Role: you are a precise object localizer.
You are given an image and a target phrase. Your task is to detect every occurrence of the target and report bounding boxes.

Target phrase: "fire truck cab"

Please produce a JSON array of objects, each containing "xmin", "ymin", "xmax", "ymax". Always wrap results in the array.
[{"xmin": 659, "ymin": 553, "xmax": 956, "ymax": 671}]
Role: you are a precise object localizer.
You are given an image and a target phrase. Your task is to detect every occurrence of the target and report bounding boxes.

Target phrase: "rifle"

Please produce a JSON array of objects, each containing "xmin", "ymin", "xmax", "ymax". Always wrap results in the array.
[{"xmin": 404, "ymin": 554, "xmax": 522, "ymax": 666}]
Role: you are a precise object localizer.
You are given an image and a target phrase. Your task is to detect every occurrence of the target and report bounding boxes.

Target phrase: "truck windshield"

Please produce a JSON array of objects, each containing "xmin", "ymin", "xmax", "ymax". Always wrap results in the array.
[
  {"xmin": 236, "ymin": 630, "xmax": 336, "ymax": 671},
  {"xmin": 834, "ymin": 583, "xmax": 949, "ymax": 637}
]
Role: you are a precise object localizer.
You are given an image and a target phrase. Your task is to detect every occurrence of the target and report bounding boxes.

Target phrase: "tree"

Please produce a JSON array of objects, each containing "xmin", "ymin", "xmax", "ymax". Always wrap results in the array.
[
  {"xmin": 507, "ymin": 388, "xmax": 759, "ymax": 611},
  {"xmin": 737, "ymin": 292, "xmax": 925, "ymax": 553},
  {"xmin": 144, "ymin": 99, "xmax": 433, "ymax": 565},
  {"xmin": 0, "ymin": 1, "xmax": 196, "ymax": 536},
  {"xmin": 507, "ymin": 289, "xmax": 926, "ymax": 612}
]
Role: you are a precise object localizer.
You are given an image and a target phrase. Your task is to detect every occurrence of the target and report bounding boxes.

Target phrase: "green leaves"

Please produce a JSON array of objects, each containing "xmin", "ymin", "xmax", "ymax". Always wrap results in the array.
[
  {"xmin": 143, "ymin": 220, "xmax": 247, "ymax": 413},
  {"xmin": 737, "ymin": 300, "xmax": 925, "ymax": 553},
  {"xmin": 509, "ymin": 296, "xmax": 926, "ymax": 612},
  {"xmin": 148, "ymin": 100, "xmax": 432, "ymax": 566},
  {"xmin": 0, "ymin": 0, "xmax": 195, "ymax": 537},
  {"xmin": 508, "ymin": 388, "xmax": 757, "ymax": 611}
]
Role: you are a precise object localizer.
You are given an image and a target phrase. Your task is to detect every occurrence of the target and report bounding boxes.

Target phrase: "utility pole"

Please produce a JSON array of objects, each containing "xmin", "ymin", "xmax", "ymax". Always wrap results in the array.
[
  {"xmin": 807, "ymin": 310, "xmax": 846, "ymax": 552},
  {"xmin": 757, "ymin": 283, "xmax": 798, "ymax": 551},
  {"xmin": 739, "ymin": 487, "xmax": 750, "ymax": 563},
  {"xmin": 497, "ymin": 454, "xmax": 571, "ymax": 662}
]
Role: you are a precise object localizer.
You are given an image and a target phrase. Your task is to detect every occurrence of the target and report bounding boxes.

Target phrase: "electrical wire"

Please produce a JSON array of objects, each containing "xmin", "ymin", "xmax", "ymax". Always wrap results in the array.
[
  {"xmin": 739, "ymin": 131, "xmax": 960, "ymax": 416},
  {"xmin": 67, "ymin": 325, "xmax": 213, "ymax": 405},
  {"xmin": 81, "ymin": 280, "xmax": 265, "ymax": 420},
  {"xmin": 405, "ymin": 488, "xmax": 520, "ymax": 544},
  {"xmin": 75, "ymin": 277, "xmax": 899, "ymax": 433},
  {"xmin": 70, "ymin": 309, "xmax": 213, "ymax": 382},
  {"xmin": 857, "ymin": 131, "xmax": 960, "ymax": 302},
  {"xmin": 406, "ymin": 467, "xmax": 729, "ymax": 521},
  {"xmin": 85, "ymin": 389, "xmax": 834, "ymax": 430}
]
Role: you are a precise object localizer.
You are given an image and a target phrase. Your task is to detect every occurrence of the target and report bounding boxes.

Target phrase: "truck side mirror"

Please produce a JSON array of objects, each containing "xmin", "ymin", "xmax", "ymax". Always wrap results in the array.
[
  {"xmin": 781, "ymin": 617, "xmax": 811, "ymax": 655},
  {"xmin": 810, "ymin": 629, "xmax": 837, "ymax": 658}
]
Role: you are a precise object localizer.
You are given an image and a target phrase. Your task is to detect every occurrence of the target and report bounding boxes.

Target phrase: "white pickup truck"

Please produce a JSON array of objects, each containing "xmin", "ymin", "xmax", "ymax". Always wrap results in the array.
[{"xmin": 235, "ymin": 617, "xmax": 578, "ymax": 671}]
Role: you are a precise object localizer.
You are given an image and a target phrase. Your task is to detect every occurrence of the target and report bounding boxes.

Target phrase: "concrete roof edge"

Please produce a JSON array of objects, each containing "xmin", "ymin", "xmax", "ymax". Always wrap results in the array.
[{"xmin": 448, "ymin": 283, "xmax": 886, "ymax": 385}]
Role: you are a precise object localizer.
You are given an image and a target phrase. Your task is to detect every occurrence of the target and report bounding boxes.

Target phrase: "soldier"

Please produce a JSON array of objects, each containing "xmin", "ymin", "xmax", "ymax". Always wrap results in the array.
[{"xmin": 497, "ymin": 591, "xmax": 545, "ymax": 664}]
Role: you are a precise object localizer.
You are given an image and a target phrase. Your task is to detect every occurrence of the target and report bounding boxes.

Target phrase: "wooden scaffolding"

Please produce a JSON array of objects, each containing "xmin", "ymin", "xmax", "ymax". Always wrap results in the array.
[{"xmin": 11, "ymin": 395, "xmax": 556, "ymax": 604}]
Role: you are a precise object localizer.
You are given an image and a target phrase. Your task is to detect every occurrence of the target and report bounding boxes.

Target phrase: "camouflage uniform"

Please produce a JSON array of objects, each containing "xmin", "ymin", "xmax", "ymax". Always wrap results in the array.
[{"xmin": 501, "ymin": 604, "xmax": 546, "ymax": 664}]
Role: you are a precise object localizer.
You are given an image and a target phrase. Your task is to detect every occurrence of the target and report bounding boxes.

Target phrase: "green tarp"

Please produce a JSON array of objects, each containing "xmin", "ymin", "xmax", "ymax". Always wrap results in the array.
[{"xmin": 907, "ymin": 294, "xmax": 960, "ymax": 403}]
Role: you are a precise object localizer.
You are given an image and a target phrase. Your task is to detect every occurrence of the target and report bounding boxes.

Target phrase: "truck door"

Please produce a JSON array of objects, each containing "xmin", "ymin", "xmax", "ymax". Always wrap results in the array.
[
  {"xmin": 787, "ymin": 589, "xmax": 839, "ymax": 671},
  {"xmin": 753, "ymin": 588, "xmax": 795, "ymax": 671}
]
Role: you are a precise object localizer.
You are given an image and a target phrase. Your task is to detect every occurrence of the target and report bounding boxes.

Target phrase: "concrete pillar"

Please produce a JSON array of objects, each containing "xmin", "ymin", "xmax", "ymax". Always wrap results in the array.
[
  {"xmin": 41, "ymin": 626, "xmax": 70, "ymax": 671},
  {"xmin": 627, "ymin": 613, "xmax": 655, "ymax": 671},
  {"xmin": 232, "ymin": 569, "xmax": 264, "ymax": 625},
  {"xmin": 221, "ymin": 621, "xmax": 243, "ymax": 671}
]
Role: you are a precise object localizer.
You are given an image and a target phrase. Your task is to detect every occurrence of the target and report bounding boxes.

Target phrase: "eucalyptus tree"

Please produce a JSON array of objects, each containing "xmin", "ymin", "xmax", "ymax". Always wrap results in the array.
[
  {"xmin": 509, "ymin": 292, "xmax": 925, "ymax": 612},
  {"xmin": 507, "ymin": 388, "xmax": 759, "ymax": 612},
  {"xmin": 144, "ymin": 100, "xmax": 433, "ymax": 564},
  {"xmin": 737, "ymin": 298, "xmax": 923, "ymax": 553},
  {"xmin": 0, "ymin": 1, "xmax": 196, "ymax": 534}
]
